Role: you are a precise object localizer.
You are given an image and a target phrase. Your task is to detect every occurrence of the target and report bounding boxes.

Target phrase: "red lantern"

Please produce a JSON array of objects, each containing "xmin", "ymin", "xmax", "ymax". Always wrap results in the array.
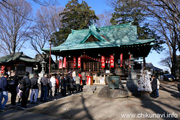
[
  {"xmin": 73, "ymin": 57, "xmax": 76, "ymax": 68},
  {"xmin": 78, "ymin": 57, "xmax": 81, "ymax": 68},
  {"xmin": 120, "ymin": 54, "xmax": 123, "ymax": 67},
  {"xmin": 101, "ymin": 56, "xmax": 105, "ymax": 68},
  {"xmin": 1, "ymin": 66, "xmax": 5, "ymax": 70},
  {"xmin": 59, "ymin": 59, "xmax": 62, "ymax": 69},
  {"xmin": 1, "ymin": 70, "xmax": 4, "ymax": 73},
  {"xmin": 63, "ymin": 57, "xmax": 66, "ymax": 68},
  {"xmin": 110, "ymin": 55, "xmax": 114, "ymax": 68}
]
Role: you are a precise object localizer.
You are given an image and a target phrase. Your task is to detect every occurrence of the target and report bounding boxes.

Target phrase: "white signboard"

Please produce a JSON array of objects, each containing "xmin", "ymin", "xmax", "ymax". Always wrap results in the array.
[
  {"xmin": 100, "ymin": 76, "xmax": 105, "ymax": 84},
  {"xmin": 138, "ymin": 70, "xmax": 152, "ymax": 92}
]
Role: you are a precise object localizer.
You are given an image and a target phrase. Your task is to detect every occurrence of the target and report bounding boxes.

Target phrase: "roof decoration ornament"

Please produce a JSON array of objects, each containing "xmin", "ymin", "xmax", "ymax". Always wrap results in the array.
[{"xmin": 130, "ymin": 21, "xmax": 134, "ymax": 25}]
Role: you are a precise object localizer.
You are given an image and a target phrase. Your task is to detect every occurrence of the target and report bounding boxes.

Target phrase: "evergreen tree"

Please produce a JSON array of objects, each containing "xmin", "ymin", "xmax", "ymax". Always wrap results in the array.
[
  {"xmin": 53, "ymin": 0, "xmax": 99, "ymax": 46},
  {"xmin": 110, "ymin": 0, "xmax": 164, "ymax": 53}
]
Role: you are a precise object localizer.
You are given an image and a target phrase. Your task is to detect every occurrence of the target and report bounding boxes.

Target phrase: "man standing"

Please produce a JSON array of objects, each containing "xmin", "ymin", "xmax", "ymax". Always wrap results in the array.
[
  {"xmin": 151, "ymin": 75, "xmax": 158, "ymax": 98},
  {"xmin": 50, "ymin": 74, "xmax": 56, "ymax": 98},
  {"xmin": 20, "ymin": 72, "xmax": 31, "ymax": 109},
  {"xmin": 61, "ymin": 75, "xmax": 66, "ymax": 96},
  {"xmin": 81, "ymin": 71, "xmax": 86, "ymax": 85},
  {"xmin": 57, "ymin": 73, "xmax": 61, "ymax": 93},
  {"xmin": 30, "ymin": 74, "xmax": 39, "ymax": 104},
  {"xmin": 40, "ymin": 74, "xmax": 49, "ymax": 102},
  {"xmin": 72, "ymin": 70, "xmax": 76, "ymax": 81},
  {"xmin": 75, "ymin": 73, "xmax": 80, "ymax": 92},
  {"xmin": 0, "ymin": 73, "xmax": 8, "ymax": 112},
  {"xmin": 10, "ymin": 72, "xmax": 19, "ymax": 106}
]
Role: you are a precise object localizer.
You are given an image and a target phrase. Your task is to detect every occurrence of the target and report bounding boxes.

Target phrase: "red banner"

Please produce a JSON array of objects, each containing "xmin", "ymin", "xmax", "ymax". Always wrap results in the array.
[
  {"xmin": 129, "ymin": 54, "xmax": 131, "ymax": 68},
  {"xmin": 1, "ymin": 66, "xmax": 5, "ymax": 70},
  {"xmin": 1, "ymin": 66, "xmax": 5, "ymax": 74},
  {"xmin": 73, "ymin": 57, "xmax": 76, "ymax": 68},
  {"xmin": 78, "ymin": 57, "xmax": 81, "ymax": 68},
  {"xmin": 59, "ymin": 59, "xmax": 62, "ymax": 69},
  {"xmin": 101, "ymin": 56, "xmax": 105, "ymax": 68},
  {"xmin": 120, "ymin": 54, "xmax": 123, "ymax": 67},
  {"xmin": 63, "ymin": 57, "xmax": 66, "ymax": 68},
  {"xmin": 110, "ymin": 55, "xmax": 114, "ymax": 68}
]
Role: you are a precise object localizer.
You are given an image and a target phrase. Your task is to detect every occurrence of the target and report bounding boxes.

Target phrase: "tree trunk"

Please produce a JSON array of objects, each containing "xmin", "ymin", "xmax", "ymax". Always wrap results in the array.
[{"xmin": 171, "ymin": 47, "xmax": 177, "ymax": 79}]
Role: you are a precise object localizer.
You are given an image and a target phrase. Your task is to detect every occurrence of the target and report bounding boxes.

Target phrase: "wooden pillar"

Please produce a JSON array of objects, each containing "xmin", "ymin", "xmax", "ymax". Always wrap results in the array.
[
  {"xmin": 97, "ymin": 62, "xmax": 99, "ymax": 72},
  {"xmin": 89, "ymin": 62, "xmax": 90, "ymax": 71},
  {"xmin": 143, "ymin": 57, "xmax": 146, "ymax": 71},
  {"xmin": 83, "ymin": 62, "xmax": 86, "ymax": 71},
  {"xmin": 56, "ymin": 55, "xmax": 58, "ymax": 63}
]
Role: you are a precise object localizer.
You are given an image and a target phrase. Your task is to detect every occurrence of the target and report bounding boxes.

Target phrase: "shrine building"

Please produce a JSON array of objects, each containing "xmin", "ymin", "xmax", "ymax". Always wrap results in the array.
[{"xmin": 42, "ymin": 22, "xmax": 154, "ymax": 84}]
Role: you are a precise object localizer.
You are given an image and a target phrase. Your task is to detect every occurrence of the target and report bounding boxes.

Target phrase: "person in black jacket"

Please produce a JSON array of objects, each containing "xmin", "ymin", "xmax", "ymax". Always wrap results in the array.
[
  {"xmin": 61, "ymin": 75, "xmax": 67, "ymax": 96},
  {"xmin": 69, "ymin": 76, "xmax": 75, "ymax": 94},
  {"xmin": 30, "ymin": 74, "xmax": 39, "ymax": 104},
  {"xmin": 20, "ymin": 72, "xmax": 31, "ymax": 109},
  {"xmin": 151, "ymin": 75, "xmax": 158, "ymax": 98},
  {"xmin": 10, "ymin": 73, "xmax": 19, "ymax": 106}
]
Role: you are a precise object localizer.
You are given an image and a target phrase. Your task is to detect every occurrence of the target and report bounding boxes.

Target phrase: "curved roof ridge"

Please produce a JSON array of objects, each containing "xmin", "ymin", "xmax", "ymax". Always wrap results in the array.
[{"xmin": 98, "ymin": 23, "xmax": 133, "ymax": 30}]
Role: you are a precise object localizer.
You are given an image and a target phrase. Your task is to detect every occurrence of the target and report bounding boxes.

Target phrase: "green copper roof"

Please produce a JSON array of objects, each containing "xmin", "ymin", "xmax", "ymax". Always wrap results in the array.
[
  {"xmin": 42, "ymin": 23, "xmax": 154, "ymax": 52},
  {"xmin": 0, "ymin": 52, "xmax": 37, "ymax": 63}
]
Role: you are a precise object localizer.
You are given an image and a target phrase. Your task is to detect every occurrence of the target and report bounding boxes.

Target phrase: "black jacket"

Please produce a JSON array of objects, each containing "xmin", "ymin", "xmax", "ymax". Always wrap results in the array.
[
  {"xmin": 20, "ymin": 76, "xmax": 31, "ymax": 91},
  {"xmin": 151, "ymin": 78, "xmax": 157, "ymax": 90},
  {"xmin": 30, "ymin": 77, "xmax": 39, "ymax": 89},
  {"xmin": 69, "ymin": 78, "xmax": 75, "ymax": 89},
  {"xmin": 12, "ymin": 75, "xmax": 19, "ymax": 89},
  {"xmin": 0, "ymin": 77, "xmax": 7, "ymax": 91},
  {"xmin": 40, "ymin": 77, "xmax": 48, "ymax": 86}
]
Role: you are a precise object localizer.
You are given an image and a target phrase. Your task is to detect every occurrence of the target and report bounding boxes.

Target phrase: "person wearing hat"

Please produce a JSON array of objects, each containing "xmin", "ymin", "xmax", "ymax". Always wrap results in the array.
[
  {"xmin": 30, "ymin": 74, "xmax": 39, "ymax": 104},
  {"xmin": 0, "ymin": 73, "xmax": 8, "ymax": 112}
]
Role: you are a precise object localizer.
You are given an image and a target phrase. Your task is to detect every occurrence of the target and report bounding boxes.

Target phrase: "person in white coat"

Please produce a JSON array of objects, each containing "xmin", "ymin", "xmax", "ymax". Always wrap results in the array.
[
  {"xmin": 50, "ymin": 74, "xmax": 56, "ymax": 98},
  {"xmin": 72, "ymin": 70, "xmax": 76, "ymax": 81}
]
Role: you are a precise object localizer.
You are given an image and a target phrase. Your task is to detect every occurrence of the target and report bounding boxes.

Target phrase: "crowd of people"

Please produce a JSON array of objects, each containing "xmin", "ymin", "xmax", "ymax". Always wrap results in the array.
[
  {"xmin": 0, "ymin": 70, "xmax": 86, "ymax": 111},
  {"xmin": 0, "ymin": 71, "xmax": 180, "ymax": 112}
]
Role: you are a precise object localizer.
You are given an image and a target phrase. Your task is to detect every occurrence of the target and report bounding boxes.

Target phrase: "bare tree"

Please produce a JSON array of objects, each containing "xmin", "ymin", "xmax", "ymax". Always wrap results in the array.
[
  {"xmin": 0, "ymin": 0, "xmax": 58, "ymax": 7},
  {"xmin": 96, "ymin": 12, "xmax": 112, "ymax": 27},
  {"xmin": 27, "ymin": 6, "xmax": 64, "ymax": 57},
  {"xmin": 0, "ymin": 0, "xmax": 32, "ymax": 55},
  {"xmin": 107, "ymin": 0, "xmax": 180, "ymax": 77},
  {"xmin": 140, "ymin": 0, "xmax": 180, "ymax": 77},
  {"xmin": 32, "ymin": 0, "xmax": 58, "ymax": 6},
  {"xmin": 159, "ymin": 56, "xmax": 171, "ymax": 71}
]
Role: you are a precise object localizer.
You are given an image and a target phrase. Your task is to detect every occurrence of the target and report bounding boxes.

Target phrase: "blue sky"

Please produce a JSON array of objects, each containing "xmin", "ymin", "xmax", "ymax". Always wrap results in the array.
[{"xmin": 24, "ymin": 0, "xmax": 169, "ymax": 71}]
